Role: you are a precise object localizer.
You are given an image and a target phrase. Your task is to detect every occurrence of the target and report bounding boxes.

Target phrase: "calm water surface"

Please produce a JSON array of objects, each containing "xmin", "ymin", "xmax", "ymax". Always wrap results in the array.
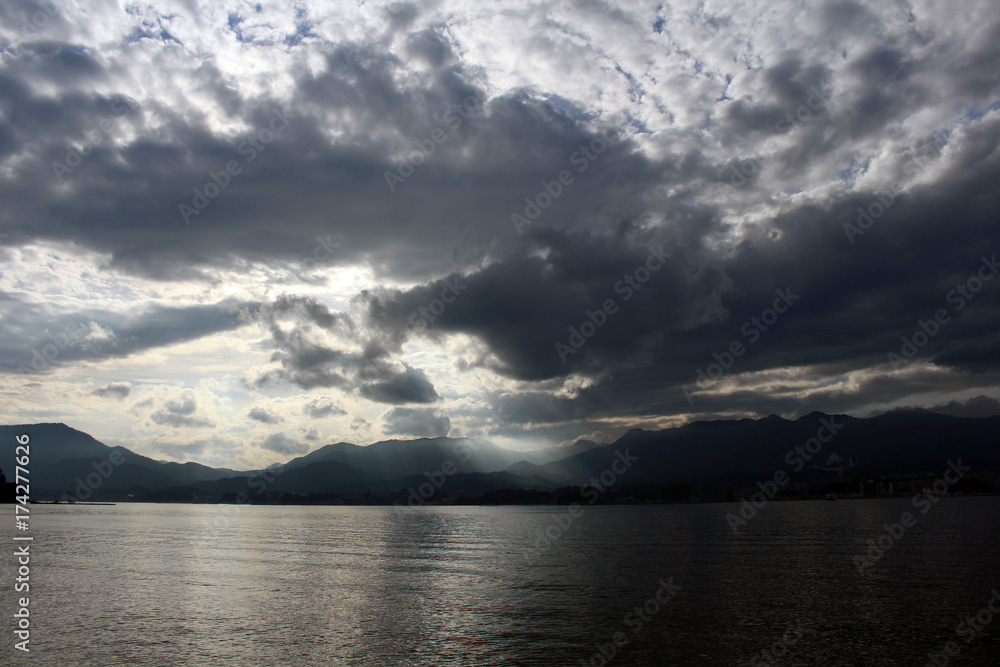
[{"xmin": 2, "ymin": 499, "xmax": 999, "ymax": 666}]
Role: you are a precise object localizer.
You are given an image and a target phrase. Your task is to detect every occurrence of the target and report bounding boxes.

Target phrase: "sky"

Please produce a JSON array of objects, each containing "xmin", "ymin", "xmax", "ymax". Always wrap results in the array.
[{"xmin": 1, "ymin": 0, "xmax": 998, "ymax": 469}]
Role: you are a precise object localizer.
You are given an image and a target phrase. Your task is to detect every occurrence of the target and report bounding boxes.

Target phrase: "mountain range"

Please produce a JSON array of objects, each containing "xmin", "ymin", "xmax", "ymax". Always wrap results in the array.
[{"xmin": 2, "ymin": 410, "xmax": 998, "ymax": 502}]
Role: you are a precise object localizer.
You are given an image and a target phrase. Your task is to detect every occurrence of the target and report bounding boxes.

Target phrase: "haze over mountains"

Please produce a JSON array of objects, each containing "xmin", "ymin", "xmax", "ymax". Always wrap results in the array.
[{"xmin": 3, "ymin": 410, "xmax": 998, "ymax": 502}]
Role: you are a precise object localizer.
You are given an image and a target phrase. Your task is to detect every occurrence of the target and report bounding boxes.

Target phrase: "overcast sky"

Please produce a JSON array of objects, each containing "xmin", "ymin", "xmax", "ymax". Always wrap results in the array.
[{"xmin": 1, "ymin": 0, "xmax": 998, "ymax": 468}]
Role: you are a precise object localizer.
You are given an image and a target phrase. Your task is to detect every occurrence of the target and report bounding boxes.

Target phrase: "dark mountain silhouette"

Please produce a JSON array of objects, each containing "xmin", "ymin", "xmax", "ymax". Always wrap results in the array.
[
  {"xmin": 527, "ymin": 410, "xmax": 999, "ymax": 487},
  {"xmin": 281, "ymin": 436, "xmax": 518, "ymax": 478},
  {"xmin": 0, "ymin": 423, "xmax": 244, "ymax": 498},
  {"xmin": 2, "ymin": 411, "xmax": 997, "ymax": 501},
  {"xmin": 195, "ymin": 460, "xmax": 367, "ymax": 496}
]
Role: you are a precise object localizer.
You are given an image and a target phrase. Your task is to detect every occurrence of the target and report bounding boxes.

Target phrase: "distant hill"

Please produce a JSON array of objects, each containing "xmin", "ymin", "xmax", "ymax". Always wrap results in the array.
[
  {"xmin": 281, "ymin": 436, "xmax": 518, "ymax": 478},
  {"xmin": 2, "ymin": 411, "xmax": 998, "ymax": 501},
  {"xmin": 526, "ymin": 411, "xmax": 1000, "ymax": 487},
  {"xmin": 0, "ymin": 423, "xmax": 243, "ymax": 498}
]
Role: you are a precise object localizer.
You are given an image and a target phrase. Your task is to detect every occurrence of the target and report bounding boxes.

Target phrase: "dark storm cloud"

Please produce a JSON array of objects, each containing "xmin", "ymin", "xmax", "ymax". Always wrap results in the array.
[
  {"xmin": 0, "ymin": 296, "xmax": 257, "ymax": 374},
  {"xmin": 0, "ymin": 33, "xmax": 685, "ymax": 285},
  {"xmin": 304, "ymin": 398, "xmax": 346, "ymax": 419},
  {"xmin": 92, "ymin": 382, "xmax": 131, "ymax": 399},
  {"xmin": 381, "ymin": 407, "xmax": 451, "ymax": 438},
  {"xmin": 250, "ymin": 295, "xmax": 358, "ymax": 390},
  {"xmin": 360, "ymin": 364, "xmax": 440, "ymax": 404},
  {"xmin": 343, "ymin": 22, "xmax": 999, "ymax": 423},
  {"xmin": 364, "ymin": 109, "xmax": 1000, "ymax": 422},
  {"xmin": 722, "ymin": 56, "xmax": 834, "ymax": 140},
  {"xmin": 251, "ymin": 295, "xmax": 441, "ymax": 403},
  {"xmin": 366, "ymin": 228, "xmax": 724, "ymax": 381},
  {"xmin": 248, "ymin": 406, "xmax": 284, "ymax": 424}
]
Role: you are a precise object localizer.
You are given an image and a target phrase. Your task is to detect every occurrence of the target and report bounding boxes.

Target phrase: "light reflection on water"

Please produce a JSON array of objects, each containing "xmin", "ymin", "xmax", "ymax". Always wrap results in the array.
[{"xmin": 1, "ymin": 498, "xmax": 999, "ymax": 665}]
